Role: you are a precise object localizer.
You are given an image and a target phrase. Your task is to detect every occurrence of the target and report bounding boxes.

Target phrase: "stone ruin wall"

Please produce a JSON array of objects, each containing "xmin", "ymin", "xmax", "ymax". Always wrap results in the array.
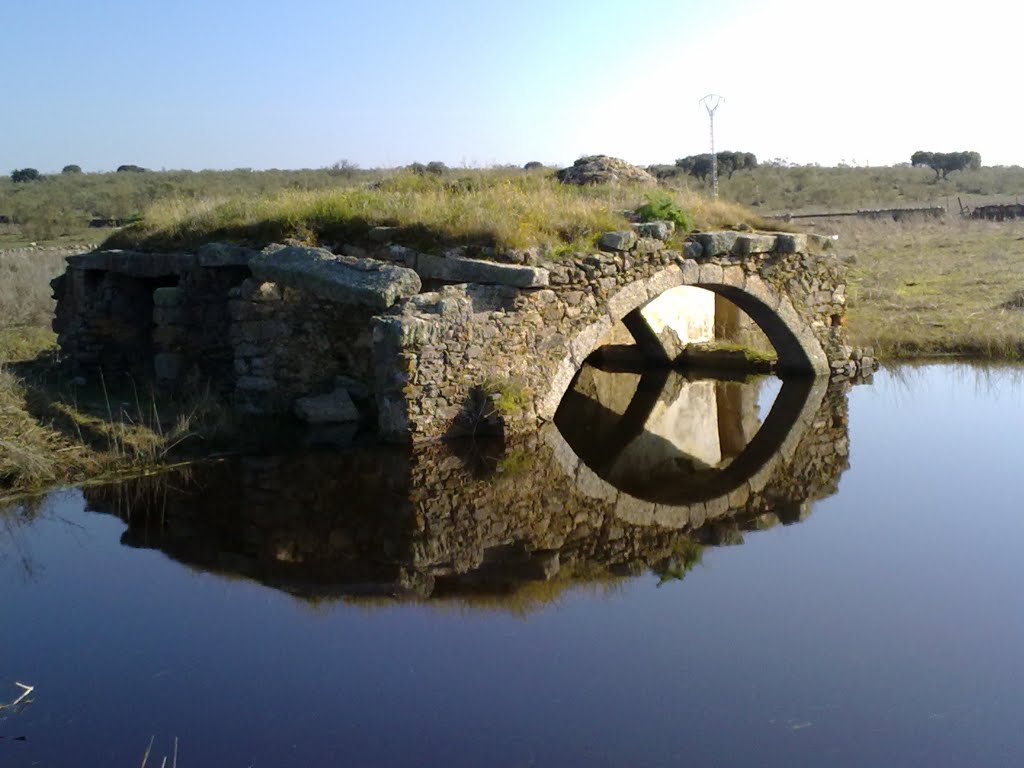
[{"xmin": 52, "ymin": 227, "xmax": 870, "ymax": 442}]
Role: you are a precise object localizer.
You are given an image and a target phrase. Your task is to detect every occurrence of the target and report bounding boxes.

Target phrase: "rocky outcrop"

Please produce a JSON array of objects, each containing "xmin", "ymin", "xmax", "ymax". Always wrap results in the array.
[{"xmin": 556, "ymin": 155, "xmax": 657, "ymax": 187}]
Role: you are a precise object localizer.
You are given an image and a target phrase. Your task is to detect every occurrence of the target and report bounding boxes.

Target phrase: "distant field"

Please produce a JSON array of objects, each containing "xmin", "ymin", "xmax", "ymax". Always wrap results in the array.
[
  {"xmin": 825, "ymin": 216, "xmax": 1024, "ymax": 358},
  {"xmin": 3, "ymin": 162, "xmax": 1024, "ymax": 246}
]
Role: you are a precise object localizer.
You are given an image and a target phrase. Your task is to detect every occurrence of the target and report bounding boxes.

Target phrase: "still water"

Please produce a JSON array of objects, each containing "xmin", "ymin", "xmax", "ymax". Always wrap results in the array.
[{"xmin": 2, "ymin": 364, "xmax": 1023, "ymax": 767}]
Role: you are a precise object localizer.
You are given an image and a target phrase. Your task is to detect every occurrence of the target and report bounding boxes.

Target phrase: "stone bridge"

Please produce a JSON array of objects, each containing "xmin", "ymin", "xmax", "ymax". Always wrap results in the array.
[{"xmin": 53, "ymin": 226, "xmax": 871, "ymax": 441}]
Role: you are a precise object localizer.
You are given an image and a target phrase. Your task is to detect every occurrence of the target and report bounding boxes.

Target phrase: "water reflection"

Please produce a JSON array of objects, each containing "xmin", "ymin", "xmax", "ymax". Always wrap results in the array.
[{"xmin": 74, "ymin": 368, "xmax": 853, "ymax": 609}]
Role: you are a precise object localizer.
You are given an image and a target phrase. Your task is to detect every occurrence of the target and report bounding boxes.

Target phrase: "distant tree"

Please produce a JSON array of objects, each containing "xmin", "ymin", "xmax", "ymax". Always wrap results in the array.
[
  {"xmin": 647, "ymin": 164, "xmax": 683, "ymax": 180},
  {"xmin": 116, "ymin": 164, "xmax": 148, "ymax": 173},
  {"xmin": 61, "ymin": 164, "xmax": 82, "ymax": 174},
  {"xmin": 425, "ymin": 161, "xmax": 448, "ymax": 175},
  {"xmin": 407, "ymin": 162, "xmax": 427, "ymax": 174},
  {"xmin": 523, "ymin": 161, "xmax": 545, "ymax": 171},
  {"xmin": 11, "ymin": 168, "xmax": 41, "ymax": 183},
  {"xmin": 675, "ymin": 154, "xmax": 714, "ymax": 181},
  {"xmin": 676, "ymin": 151, "xmax": 757, "ymax": 181},
  {"xmin": 326, "ymin": 159, "xmax": 359, "ymax": 177},
  {"xmin": 911, "ymin": 150, "xmax": 981, "ymax": 180}
]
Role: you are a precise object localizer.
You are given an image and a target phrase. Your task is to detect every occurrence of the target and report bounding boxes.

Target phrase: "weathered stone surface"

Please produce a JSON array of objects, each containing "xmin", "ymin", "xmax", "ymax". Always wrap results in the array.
[
  {"xmin": 692, "ymin": 232, "xmax": 739, "ymax": 256},
  {"xmin": 197, "ymin": 243, "xmax": 260, "ymax": 267},
  {"xmin": 250, "ymin": 246, "xmax": 421, "ymax": 310},
  {"xmin": 732, "ymin": 234, "xmax": 777, "ymax": 255},
  {"xmin": 294, "ymin": 388, "xmax": 360, "ymax": 423},
  {"xmin": 556, "ymin": 155, "xmax": 657, "ymax": 186},
  {"xmin": 416, "ymin": 253, "xmax": 549, "ymax": 288},
  {"xmin": 633, "ymin": 221, "xmax": 675, "ymax": 240},
  {"xmin": 598, "ymin": 231, "xmax": 638, "ymax": 252},
  {"xmin": 775, "ymin": 233, "xmax": 808, "ymax": 253},
  {"xmin": 67, "ymin": 250, "xmax": 196, "ymax": 277}
]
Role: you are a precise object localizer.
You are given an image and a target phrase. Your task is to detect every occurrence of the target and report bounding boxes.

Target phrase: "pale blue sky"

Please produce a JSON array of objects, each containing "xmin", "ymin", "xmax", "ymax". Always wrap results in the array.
[{"xmin": 5, "ymin": 0, "xmax": 1023, "ymax": 173}]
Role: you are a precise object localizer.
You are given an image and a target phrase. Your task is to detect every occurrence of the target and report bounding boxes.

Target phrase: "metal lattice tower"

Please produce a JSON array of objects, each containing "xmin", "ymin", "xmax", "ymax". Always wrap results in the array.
[{"xmin": 700, "ymin": 94, "xmax": 724, "ymax": 199}]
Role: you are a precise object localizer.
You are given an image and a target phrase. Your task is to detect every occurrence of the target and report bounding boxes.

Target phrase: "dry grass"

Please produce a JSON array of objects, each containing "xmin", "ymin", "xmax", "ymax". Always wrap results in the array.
[
  {"xmin": 0, "ymin": 327, "xmax": 245, "ymax": 499},
  {"xmin": 0, "ymin": 248, "xmax": 73, "ymax": 327},
  {"xmin": 822, "ymin": 215, "xmax": 1024, "ymax": 359},
  {"xmin": 104, "ymin": 171, "xmax": 782, "ymax": 253}
]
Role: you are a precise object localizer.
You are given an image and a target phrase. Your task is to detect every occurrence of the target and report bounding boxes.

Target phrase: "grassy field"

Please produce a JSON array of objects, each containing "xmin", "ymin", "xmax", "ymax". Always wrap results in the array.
[{"xmin": 819, "ymin": 216, "xmax": 1024, "ymax": 358}]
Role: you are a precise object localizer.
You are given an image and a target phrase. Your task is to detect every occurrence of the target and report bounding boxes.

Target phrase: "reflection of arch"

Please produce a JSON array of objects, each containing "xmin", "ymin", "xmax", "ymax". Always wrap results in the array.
[
  {"xmin": 545, "ymin": 375, "xmax": 829, "ymax": 529},
  {"xmin": 537, "ymin": 264, "xmax": 830, "ymax": 420}
]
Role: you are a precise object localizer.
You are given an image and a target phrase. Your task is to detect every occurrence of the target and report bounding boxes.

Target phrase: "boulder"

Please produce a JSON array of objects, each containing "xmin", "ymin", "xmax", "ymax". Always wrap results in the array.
[
  {"xmin": 599, "ymin": 230, "xmax": 638, "ymax": 252},
  {"xmin": 633, "ymin": 221, "xmax": 675, "ymax": 240},
  {"xmin": 250, "ymin": 246, "xmax": 421, "ymax": 310},
  {"xmin": 294, "ymin": 388, "xmax": 360, "ymax": 423},
  {"xmin": 556, "ymin": 155, "xmax": 657, "ymax": 186},
  {"xmin": 197, "ymin": 243, "xmax": 261, "ymax": 267}
]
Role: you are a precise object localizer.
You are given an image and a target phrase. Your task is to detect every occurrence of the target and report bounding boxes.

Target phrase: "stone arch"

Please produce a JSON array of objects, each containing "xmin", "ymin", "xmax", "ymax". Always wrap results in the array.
[
  {"xmin": 543, "ymin": 376, "xmax": 829, "ymax": 530},
  {"xmin": 537, "ymin": 262, "xmax": 830, "ymax": 421}
]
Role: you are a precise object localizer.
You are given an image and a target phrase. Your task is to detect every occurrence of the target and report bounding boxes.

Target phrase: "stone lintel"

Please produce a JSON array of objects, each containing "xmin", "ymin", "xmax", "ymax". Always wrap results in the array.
[{"xmin": 416, "ymin": 252, "xmax": 549, "ymax": 288}]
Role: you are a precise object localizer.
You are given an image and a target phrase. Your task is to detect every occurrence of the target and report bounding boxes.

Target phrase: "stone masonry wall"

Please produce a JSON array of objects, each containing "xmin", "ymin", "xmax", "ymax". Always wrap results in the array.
[
  {"xmin": 372, "ymin": 229, "xmax": 864, "ymax": 441},
  {"xmin": 229, "ymin": 278, "xmax": 379, "ymax": 414},
  {"xmin": 53, "ymin": 229, "xmax": 865, "ymax": 441}
]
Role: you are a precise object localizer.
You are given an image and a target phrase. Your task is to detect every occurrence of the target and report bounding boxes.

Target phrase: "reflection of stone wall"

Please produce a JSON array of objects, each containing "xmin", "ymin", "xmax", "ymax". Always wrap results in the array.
[{"xmin": 83, "ymin": 381, "xmax": 853, "ymax": 606}]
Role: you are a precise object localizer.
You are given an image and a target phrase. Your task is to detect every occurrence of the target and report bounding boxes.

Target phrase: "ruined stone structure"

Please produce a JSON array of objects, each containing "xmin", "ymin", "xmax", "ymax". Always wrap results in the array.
[
  {"xmin": 52, "ymin": 227, "xmax": 872, "ymax": 441},
  {"xmin": 83, "ymin": 377, "xmax": 853, "ymax": 604}
]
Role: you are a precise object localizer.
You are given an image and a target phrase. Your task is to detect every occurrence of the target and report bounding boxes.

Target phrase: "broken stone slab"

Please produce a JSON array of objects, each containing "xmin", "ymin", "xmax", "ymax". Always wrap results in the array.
[
  {"xmin": 415, "ymin": 252, "xmax": 549, "ymax": 288},
  {"xmin": 197, "ymin": 243, "xmax": 261, "ymax": 267},
  {"xmin": 250, "ymin": 246, "xmax": 421, "ymax": 311},
  {"xmin": 691, "ymin": 231, "xmax": 738, "ymax": 257},
  {"xmin": 732, "ymin": 234, "xmax": 778, "ymax": 255},
  {"xmin": 66, "ymin": 250, "xmax": 196, "ymax": 277},
  {"xmin": 632, "ymin": 221, "xmax": 676, "ymax": 240},
  {"xmin": 294, "ymin": 387, "xmax": 360, "ymax": 423},
  {"xmin": 598, "ymin": 230, "xmax": 638, "ymax": 252}
]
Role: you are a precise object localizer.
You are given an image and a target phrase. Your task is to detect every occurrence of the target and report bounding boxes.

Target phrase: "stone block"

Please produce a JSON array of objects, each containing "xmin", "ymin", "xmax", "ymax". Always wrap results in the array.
[
  {"xmin": 251, "ymin": 246, "xmax": 421, "ymax": 311},
  {"xmin": 692, "ymin": 231, "xmax": 738, "ymax": 256},
  {"xmin": 294, "ymin": 388, "xmax": 360, "ymax": 423},
  {"xmin": 732, "ymin": 234, "xmax": 777, "ymax": 255},
  {"xmin": 598, "ymin": 231, "xmax": 638, "ymax": 252},
  {"xmin": 415, "ymin": 253, "xmax": 549, "ymax": 288},
  {"xmin": 683, "ymin": 241, "xmax": 703, "ymax": 259},
  {"xmin": 608, "ymin": 279, "xmax": 649, "ymax": 320},
  {"xmin": 775, "ymin": 233, "xmax": 808, "ymax": 253},
  {"xmin": 197, "ymin": 243, "xmax": 260, "ymax": 267},
  {"xmin": 633, "ymin": 221, "xmax": 675, "ymax": 240},
  {"xmin": 698, "ymin": 263, "xmax": 724, "ymax": 285}
]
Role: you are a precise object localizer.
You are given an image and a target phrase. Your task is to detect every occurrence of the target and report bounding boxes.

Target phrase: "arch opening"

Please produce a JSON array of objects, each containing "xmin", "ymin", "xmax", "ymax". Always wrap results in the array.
[{"xmin": 553, "ymin": 363, "xmax": 821, "ymax": 506}]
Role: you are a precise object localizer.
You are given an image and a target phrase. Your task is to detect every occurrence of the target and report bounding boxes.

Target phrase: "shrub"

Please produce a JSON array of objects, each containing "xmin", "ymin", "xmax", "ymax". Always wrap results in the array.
[
  {"xmin": 425, "ymin": 161, "xmax": 448, "ymax": 175},
  {"xmin": 116, "ymin": 164, "xmax": 148, "ymax": 173},
  {"xmin": 10, "ymin": 168, "xmax": 41, "ymax": 183},
  {"xmin": 636, "ymin": 191, "xmax": 694, "ymax": 231},
  {"xmin": 523, "ymin": 161, "xmax": 545, "ymax": 171},
  {"xmin": 61, "ymin": 164, "xmax": 82, "ymax": 174}
]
